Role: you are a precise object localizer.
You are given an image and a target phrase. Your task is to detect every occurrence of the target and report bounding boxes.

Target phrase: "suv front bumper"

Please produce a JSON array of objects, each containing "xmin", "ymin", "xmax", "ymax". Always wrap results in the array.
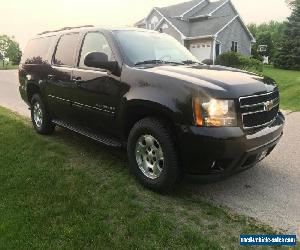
[{"xmin": 177, "ymin": 112, "xmax": 285, "ymax": 177}]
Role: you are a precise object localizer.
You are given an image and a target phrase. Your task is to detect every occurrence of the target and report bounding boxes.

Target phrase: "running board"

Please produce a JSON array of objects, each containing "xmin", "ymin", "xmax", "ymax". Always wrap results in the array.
[{"xmin": 52, "ymin": 119, "xmax": 122, "ymax": 147}]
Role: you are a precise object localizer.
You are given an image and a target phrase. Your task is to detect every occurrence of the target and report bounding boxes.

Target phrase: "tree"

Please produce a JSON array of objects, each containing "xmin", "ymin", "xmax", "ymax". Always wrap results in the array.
[
  {"xmin": 6, "ymin": 39, "xmax": 22, "ymax": 65},
  {"xmin": 0, "ymin": 35, "xmax": 10, "ymax": 67},
  {"xmin": 0, "ymin": 35, "xmax": 22, "ymax": 66},
  {"xmin": 258, "ymin": 32, "xmax": 274, "ymax": 57},
  {"xmin": 248, "ymin": 21, "xmax": 285, "ymax": 61},
  {"xmin": 274, "ymin": 0, "xmax": 300, "ymax": 69}
]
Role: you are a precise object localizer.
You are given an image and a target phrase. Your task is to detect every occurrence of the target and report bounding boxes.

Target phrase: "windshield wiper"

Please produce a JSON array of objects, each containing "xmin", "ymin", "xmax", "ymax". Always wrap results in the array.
[
  {"xmin": 182, "ymin": 60, "xmax": 201, "ymax": 65},
  {"xmin": 165, "ymin": 61, "xmax": 184, "ymax": 65},
  {"xmin": 134, "ymin": 60, "xmax": 164, "ymax": 66},
  {"xmin": 135, "ymin": 60, "xmax": 184, "ymax": 66}
]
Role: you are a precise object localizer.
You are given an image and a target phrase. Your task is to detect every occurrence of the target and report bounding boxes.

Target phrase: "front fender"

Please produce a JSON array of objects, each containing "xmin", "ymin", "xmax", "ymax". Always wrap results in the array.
[{"xmin": 120, "ymin": 65, "xmax": 197, "ymax": 126}]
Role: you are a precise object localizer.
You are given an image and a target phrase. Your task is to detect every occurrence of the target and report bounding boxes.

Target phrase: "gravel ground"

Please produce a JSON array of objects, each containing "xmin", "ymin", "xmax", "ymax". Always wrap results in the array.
[{"xmin": 0, "ymin": 70, "xmax": 299, "ymax": 236}]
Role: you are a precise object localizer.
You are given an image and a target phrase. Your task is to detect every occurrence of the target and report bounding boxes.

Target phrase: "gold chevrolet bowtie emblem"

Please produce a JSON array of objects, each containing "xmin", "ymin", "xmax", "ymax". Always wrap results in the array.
[{"xmin": 264, "ymin": 100, "xmax": 274, "ymax": 111}]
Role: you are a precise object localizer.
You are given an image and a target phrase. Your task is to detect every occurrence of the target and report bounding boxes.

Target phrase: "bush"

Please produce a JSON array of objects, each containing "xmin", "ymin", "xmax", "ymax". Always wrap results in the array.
[
  {"xmin": 202, "ymin": 59, "xmax": 213, "ymax": 65},
  {"xmin": 215, "ymin": 52, "xmax": 263, "ymax": 72},
  {"xmin": 215, "ymin": 52, "xmax": 240, "ymax": 68}
]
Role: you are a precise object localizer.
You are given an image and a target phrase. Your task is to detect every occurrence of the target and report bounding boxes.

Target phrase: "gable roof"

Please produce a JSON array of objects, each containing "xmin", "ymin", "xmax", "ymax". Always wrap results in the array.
[
  {"xmin": 134, "ymin": 18, "xmax": 146, "ymax": 27},
  {"xmin": 139, "ymin": 0, "xmax": 254, "ymax": 42},
  {"xmin": 159, "ymin": 0, "xmax": 203, "ymax": 17}
]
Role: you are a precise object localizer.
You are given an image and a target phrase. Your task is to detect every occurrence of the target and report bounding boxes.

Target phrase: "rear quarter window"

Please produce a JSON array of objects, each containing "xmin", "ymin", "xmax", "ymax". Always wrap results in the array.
[
  {"xmin": 21, "ymin": 36, "xmax": 55, "ymax": 64},
  {"xmin": 53, "ymin": 33, "xmax": 79, "ymax": 67}
]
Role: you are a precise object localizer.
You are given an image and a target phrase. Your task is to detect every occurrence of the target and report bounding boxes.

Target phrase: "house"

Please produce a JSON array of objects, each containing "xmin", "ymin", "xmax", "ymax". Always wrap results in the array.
[{"xmin": 135, "ymin": 0, "xmax": 255, "ymax": 63}]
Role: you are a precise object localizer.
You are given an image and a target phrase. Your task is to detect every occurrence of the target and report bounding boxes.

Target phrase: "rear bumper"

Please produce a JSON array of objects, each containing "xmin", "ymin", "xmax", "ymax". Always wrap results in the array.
[{"xmin": 177, "ymin": 112, "xmax": 285, "ymax": 177}]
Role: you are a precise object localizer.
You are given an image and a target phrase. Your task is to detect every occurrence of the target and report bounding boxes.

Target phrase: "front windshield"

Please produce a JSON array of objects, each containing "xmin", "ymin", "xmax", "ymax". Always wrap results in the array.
[{"xmin": 114, "ymin": 30, "xmax": 200, "ymax": 66}]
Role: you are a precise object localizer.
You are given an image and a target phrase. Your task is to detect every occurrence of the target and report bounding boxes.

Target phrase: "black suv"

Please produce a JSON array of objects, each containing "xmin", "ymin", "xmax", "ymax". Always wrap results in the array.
[{"xmin": 19, "ymin": 26, "xmax": 285, "ymax": 192}]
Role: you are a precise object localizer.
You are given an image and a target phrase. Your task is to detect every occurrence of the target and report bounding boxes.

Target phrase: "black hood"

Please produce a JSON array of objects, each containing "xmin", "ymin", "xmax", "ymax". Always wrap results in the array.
[{"xmin": 142, "ymin": 64, "xmax": 277, "ymax": 99}]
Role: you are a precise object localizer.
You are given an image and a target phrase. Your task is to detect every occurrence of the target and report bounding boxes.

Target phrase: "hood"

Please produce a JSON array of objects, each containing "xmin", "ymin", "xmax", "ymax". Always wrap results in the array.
[{"xmin": 143, "ymin": 64, "xmax": 277, "ymax": 99}]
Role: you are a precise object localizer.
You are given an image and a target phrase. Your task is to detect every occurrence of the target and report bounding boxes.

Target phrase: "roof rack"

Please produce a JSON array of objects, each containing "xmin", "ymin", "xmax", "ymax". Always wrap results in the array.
[{"xmin": 38, "ymin": 25, "xmax": 94, "ymax": 35}]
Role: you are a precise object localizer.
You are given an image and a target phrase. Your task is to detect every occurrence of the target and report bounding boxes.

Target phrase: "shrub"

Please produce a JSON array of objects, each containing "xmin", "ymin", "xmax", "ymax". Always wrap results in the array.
[
  {"xmin": 215, "ymin": 52, "xmax": 240, "ymax": 68},
  {"xmin": 202, "ymin": 59, "xmax": 213, "ymax": 65},
  {"xmin": 215, "ymin": 52, "xmax": 263, "ymax": 73}
]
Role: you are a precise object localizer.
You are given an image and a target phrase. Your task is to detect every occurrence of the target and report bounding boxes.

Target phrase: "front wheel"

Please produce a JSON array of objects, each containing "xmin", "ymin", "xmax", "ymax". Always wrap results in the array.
[
  {"xmin": 31, "ymin": 94, "xmax": 55, "ymax": 135},
  {"xmin": 127, "ymin": 118, "xmax": 182, "ymax": 193}
]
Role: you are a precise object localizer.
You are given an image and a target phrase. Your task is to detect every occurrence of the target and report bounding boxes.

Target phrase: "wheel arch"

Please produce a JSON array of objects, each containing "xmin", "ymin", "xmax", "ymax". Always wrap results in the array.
[
  {"xmin": 120, "ymin": 100, "xmax": 178, "ymax": 140},
  {"xmin": 26, "ymin": 82, "xmax": 42, "ymax": 103}
]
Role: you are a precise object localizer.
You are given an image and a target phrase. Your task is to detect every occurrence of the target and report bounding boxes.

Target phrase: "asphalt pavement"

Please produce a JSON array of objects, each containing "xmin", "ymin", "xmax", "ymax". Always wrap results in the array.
[{"xmin": 0, "ymin": 70, "xmax": 299, "ymax": 236}]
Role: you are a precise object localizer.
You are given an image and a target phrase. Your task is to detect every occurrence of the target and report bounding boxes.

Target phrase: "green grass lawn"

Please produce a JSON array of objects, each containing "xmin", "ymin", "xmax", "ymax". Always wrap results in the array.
[
  {"xmin": 0, "ymin": 60, "xmax": 19, "ymax": 70},
  {"xmin": 0, "ymin": 107, "xmax": 290, "ymax": 250},
  {"xmin": 263, "ymin": 66, "xmax": 300, "ymax": 111}
]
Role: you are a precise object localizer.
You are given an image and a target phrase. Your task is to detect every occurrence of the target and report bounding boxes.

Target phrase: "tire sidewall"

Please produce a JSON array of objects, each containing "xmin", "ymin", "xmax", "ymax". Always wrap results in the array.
[
  {"xmin": 30, "ymin": 94, "xmax": 52, "ymax": 134},
  {"xmin": 127, "ymin": 119, "xmax": 180, "ymax": 191}
]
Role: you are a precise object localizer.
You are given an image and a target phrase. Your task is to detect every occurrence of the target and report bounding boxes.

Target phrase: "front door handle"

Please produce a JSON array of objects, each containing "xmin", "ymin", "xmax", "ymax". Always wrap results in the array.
[{"xmin": 72, "ymin": 77, "xmax": 82, "ymax": 86}]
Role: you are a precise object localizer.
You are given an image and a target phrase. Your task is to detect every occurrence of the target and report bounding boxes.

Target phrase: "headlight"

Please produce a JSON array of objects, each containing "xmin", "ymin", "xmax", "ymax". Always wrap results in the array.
[{"xmin": 193, "ymin": 98, "xmax": 237, "ymax": 127}]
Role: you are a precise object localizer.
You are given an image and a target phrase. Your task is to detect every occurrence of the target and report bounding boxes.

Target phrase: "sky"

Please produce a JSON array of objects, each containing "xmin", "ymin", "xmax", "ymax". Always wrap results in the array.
[{"xmin": 0, "ymin": 0, "xmax": 292, "ymax": 50}]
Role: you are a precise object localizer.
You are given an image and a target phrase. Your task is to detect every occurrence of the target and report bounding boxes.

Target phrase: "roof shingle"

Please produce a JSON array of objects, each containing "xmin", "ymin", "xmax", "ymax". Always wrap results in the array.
[
  {"xmin": 159, "ymin": 0, "xmax": 203, "ymax": 17},
  {"xmin": 190, "ymin": 0, "xmax": 228, "ymax": 17}
]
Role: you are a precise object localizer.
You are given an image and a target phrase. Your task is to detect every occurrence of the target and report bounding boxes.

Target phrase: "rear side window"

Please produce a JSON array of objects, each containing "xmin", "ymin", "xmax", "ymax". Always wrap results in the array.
[
  {"xmin": 53, "ymin": 33, "xmax": 79, "ymax": 67},
  {"xmin": 21, "ymin": 36, "xmax": 55, "ymax": 64}
]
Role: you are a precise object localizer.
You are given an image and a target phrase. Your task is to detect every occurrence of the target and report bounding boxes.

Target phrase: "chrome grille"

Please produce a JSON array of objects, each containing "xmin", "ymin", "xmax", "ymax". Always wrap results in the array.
[{"xmin": 239, "ymin": 91, "xmax": 280, "ymax": 129}]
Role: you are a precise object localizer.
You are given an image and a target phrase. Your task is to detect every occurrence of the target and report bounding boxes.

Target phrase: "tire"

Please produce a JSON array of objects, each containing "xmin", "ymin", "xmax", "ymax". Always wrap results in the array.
[
  {"xmin": 127, "ymin": 117, "xmax": 182, "ymax": 193},
  {"xmin": 30, "ymin": 94, "xmax": 55, "ymax": 135}
]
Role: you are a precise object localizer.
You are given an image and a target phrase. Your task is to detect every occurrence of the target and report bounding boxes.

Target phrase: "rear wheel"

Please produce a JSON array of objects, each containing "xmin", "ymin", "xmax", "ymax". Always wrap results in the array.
[
  {"xmin": 127, "ymin": 117, "xmax": 182, "ymax": 193},
  {"xmin": 31, "ymin": 94, "xmax": 55, "ymax": 135}
]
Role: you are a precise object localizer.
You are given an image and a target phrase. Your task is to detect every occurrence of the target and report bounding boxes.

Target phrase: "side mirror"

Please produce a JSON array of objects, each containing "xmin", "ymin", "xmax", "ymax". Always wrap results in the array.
[{"xmin": 84, "ymin": 52, "xmax": 118, "ymax": 72}]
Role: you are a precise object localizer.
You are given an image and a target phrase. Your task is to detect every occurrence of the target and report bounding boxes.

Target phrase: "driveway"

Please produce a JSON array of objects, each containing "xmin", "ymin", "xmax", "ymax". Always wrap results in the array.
[
  {"xmin": 0, "ymin": 70, "xmax": 299, "ymax": 236},
  {"xmin": 0, "ymin": 70, "xmax": 30, "ymax": 116}
]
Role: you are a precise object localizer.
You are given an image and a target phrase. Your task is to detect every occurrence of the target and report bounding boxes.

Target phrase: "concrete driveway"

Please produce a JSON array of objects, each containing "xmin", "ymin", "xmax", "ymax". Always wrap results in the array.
[
  {"xmin": 0, "ymin": 70, "xmax": 30, "ymax": 117},
  {"xmin": 0, "ymin": 70, "xmax": 299, "ymax": 236}
]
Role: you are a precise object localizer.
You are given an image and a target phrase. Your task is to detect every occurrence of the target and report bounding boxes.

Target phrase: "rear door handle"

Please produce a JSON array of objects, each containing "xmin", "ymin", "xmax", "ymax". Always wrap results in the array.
[{"xmin": 72, "ymin": 77, "xmax": 82, "ymax": 85}]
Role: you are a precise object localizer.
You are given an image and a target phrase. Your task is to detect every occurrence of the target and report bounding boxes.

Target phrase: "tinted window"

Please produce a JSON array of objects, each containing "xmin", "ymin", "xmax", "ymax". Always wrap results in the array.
[
  {"xmin": 21, "ymin": 36, "xmax": 55, "ymax": 64},
  {"xmin": 79, "ymin": 32, "xmax": 114, "ymax": 68},
  {"xmin": 53, "ymin": 33, "xmax": 79, "ymax": 66},
  {"xmin": 115, "ymin": 31, "xmax": 198, "ymax": 65}
]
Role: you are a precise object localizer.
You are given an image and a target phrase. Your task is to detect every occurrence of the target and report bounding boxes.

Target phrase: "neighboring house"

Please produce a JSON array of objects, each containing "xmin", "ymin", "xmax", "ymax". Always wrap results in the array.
[{"xmin": 135, "ymin": 0, "xmax": 255, "ymax": 63}]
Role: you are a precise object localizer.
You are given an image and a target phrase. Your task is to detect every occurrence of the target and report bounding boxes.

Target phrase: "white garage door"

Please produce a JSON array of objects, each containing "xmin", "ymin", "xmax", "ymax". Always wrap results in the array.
[{"xmin": 190, "ymin": 42, "xmax": 211, "ymax": 62}]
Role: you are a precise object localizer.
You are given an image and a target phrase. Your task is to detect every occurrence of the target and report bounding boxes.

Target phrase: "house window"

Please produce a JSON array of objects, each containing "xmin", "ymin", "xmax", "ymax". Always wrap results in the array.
[{"xmin": 231, "ymin": 41, "xmax": 238, "ymax": 52}]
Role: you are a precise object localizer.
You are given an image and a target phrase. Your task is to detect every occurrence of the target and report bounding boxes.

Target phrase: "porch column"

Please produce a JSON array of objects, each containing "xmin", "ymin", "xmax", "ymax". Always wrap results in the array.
[{"xmin": 212, "ymin": 37, "xmax": 216, "ymax": 65}]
